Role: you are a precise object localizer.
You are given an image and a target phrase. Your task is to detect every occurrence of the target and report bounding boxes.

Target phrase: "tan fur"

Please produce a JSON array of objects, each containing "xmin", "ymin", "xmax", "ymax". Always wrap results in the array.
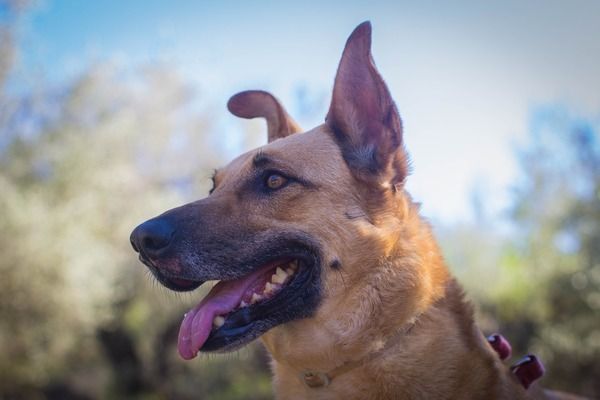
[
  {"xmin": 152, "ymin": 22, "xmax": 582, "ymax": 399},
  {"xmin": 209, "ymin": 25, "xmax": 579, "ymax": 397},
  {"xmin": 221, "ymin": 127, "xmax": 531, "ymax": 399}
]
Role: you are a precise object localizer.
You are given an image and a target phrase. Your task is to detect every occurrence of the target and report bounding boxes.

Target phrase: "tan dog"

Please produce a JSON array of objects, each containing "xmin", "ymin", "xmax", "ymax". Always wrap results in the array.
[{"xmin": 131, "ymin": 22, "xmax": 583, "ymax": 399}]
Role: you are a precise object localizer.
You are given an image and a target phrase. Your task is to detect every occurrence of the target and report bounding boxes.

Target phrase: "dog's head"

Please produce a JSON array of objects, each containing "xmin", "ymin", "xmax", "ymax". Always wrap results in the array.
[{"xmin": 131, "ymin": 22, "xmax": 423, "ymax": 360}]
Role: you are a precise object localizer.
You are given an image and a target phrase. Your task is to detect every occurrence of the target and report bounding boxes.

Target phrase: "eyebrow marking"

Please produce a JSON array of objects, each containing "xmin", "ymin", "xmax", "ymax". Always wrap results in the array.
[
  {"xmin": 251, "ymin": 149, "xmax": 318, "ymax": 190},
  {"xmin": 252, "ymin": 150, "xmax": 272, "ymax": 168},
  {"xmin": 345, "ymin": 208, "xmax": 372, "ymax": 224}
]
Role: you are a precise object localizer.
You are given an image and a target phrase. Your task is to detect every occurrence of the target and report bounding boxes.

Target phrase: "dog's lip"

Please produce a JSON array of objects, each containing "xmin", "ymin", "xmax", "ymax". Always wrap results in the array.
[
  {"xmin": 138, "ymin": 254, "xmax": 204, "ymax": 291},
  {"xmin": 169, "ymin": 277, "xmax": 202, "ymax": 289}
]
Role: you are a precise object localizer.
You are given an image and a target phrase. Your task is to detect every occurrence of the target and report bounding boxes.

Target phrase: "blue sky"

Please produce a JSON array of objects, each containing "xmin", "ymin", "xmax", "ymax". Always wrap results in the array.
[{"xmin": 13, "ymin": 0, "xmax": 600, "ymax": 224}]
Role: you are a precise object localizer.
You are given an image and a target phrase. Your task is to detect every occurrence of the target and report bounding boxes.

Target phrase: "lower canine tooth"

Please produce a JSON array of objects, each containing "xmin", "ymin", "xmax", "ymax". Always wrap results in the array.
[
  {"xmin": 265, "ymin": 282, "xmax": 274, "ymax": 294},
  {"xmin": 251, "ymin": 293, "xmax": 263, "ymax": 304},
  {"xmin": 213, "ymin": 315, "xmax": 225, "ymax": 327},
  {"xmin": 240, "ymin": 300, "xmax": 248, "ymax": 308}
]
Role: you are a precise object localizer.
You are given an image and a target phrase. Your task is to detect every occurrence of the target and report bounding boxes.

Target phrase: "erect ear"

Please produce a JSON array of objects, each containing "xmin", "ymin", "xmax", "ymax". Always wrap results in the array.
[
  {"xmin": 326, "ymin": 21, "xmax": 408, "ymax": 187},
  {"xmin": 228, "ymin": 90, "xmax": 302, "ymax": 143}
]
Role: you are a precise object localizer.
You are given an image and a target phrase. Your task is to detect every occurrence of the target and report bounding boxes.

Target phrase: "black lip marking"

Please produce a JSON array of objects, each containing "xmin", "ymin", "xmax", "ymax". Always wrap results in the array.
[
  {"xmin": 139, "ymin": 231, "xmax": 324, "ymax": 352},
  {"xmin": 138, "ymin": 255, "xmax": 203, "ymax": 292},
  {"xmin": 200, "ymin": 253, "xmax": 321, "ymax": 353}
]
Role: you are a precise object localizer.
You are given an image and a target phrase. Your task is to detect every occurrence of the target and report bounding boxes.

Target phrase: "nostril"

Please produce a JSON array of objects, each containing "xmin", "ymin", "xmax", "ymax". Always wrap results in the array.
[{"xmin": 142, "ymin": 235, "xmax": 170, "ymax": 251}]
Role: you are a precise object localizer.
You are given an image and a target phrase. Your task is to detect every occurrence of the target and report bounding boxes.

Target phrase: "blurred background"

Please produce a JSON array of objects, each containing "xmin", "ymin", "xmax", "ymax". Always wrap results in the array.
[{"xmin": 1, "ymin": 0, "xmax": 599, "ymax": 398}]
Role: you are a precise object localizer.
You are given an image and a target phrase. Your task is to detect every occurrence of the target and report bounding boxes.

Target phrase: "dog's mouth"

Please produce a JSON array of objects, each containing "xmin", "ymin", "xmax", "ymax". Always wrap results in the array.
[{"xmin": 176, "ymin": 253, "xmax": 319, "ymax": 359}]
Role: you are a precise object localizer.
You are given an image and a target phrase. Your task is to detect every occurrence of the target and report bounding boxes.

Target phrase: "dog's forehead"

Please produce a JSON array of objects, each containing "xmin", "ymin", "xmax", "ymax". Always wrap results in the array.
[
  {"xmin": 219, "ymin": 125, "xmax": 344, "ymax": 181},
  {"xmin": 265, "ymin": 125, "xmax": 339, "ymax": 161}
]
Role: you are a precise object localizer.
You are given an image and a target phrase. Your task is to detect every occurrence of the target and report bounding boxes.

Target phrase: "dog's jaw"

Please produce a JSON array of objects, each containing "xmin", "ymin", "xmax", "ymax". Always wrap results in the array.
[
  {"xmin": 177, "ymin": 259, "xmax": 301, "ymax": 358},
  {"xmin": 177, "ymin": 255, "xmax": 321, "ymax": 357}
]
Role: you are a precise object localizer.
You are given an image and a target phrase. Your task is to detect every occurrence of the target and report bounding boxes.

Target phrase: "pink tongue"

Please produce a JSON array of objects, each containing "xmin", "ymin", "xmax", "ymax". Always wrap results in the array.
[
  {"xmin": 177, "ymin": 260, "xmax": 282, "ymax": 359},
  {"xmin": 177, "ymin": 279, "xmax": 246, "ymax": 359}
]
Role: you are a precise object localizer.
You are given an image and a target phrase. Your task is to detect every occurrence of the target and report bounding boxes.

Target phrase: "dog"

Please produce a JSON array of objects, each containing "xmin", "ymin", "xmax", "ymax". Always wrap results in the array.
[{"xmin": 130, "ymin": 22, "xmax": 584, "ymax": 399}]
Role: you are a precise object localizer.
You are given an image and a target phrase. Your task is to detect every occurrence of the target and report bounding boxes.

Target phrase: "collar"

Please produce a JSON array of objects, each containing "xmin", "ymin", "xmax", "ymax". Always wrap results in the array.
[{"xmin": 299, "ymin": 317, "xmax": 418, "ymax": 389}]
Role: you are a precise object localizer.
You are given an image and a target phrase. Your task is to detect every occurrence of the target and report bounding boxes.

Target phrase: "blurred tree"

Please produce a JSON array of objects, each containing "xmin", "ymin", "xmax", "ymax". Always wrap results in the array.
[
  {"xmin": 0, "ymin": 0, "xmax": 28, "ymax": 86},
  {"xmin": 0, "ymin": 3, "xmax": 273, "ymax": 397},
  {"xmin": 502, "ymin": 106, "xmax": 600, "ymax": 396},
  {"xmin": 440, "ymin": 106, "xmax": 600, "ymax": 397},
  {"xmin": 442, "ymin": 106, "xmax": 600, "ymax": 397},
  {"xmin": 0, "ymin": 67, "xmax": 273, "ymax": 399}
]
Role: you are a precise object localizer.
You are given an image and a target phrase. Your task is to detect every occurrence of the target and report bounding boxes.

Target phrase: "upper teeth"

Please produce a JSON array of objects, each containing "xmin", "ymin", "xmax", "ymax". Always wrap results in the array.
[
  {"xmin": 272, "ymin": 267, "xmax": 288, "ymax": 284},
  {"xmin": 235, "ymin": 260, "xmax": 300, "ymax": 310},
  {"xmin": 212, "ymin": 261, "xmax": 300, "ymax": 331}
]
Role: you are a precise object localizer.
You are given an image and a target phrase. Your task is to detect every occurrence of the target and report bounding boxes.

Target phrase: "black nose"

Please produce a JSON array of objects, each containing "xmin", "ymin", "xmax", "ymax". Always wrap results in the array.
[{"xmin": 130, "ymin": 218, "xmax": 175, "ymax": 259}]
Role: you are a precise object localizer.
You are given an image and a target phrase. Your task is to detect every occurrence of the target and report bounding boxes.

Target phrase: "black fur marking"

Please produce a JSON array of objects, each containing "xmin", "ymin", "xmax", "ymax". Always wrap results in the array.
[
  {"xmin": 328, "ymin": 124, "xmax": 384, "ymax": 177},
  {"xmin": 202, "ymin": 255, "xmax": 321, "ymax": 352},
  {"xmin": 209, "ymin": 169, "xmax": 218, "ymax": 194},
  {"xmin": 345, "ymin": 211, "xmax": 361, "ymax": 219},
  {"xmin": 246, "ymin": 152, "xmax": 317, "ymax": 193},
  {"xmin": 252, "ymin": 150, "xmax": 270, "ymax": 168}
]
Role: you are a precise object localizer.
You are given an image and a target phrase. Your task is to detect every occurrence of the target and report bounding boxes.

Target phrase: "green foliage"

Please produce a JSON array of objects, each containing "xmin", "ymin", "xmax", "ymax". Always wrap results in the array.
[
  {"xmin": 442, "ymin": 106, "xmax": 600, "ymax": 397},
  {"xmin": 0, "ymin": 5, "xmax": 274, "ymax": 398},
  {"xmin": 0, "ymin": 55, "xmax": 272, "ymax": 400},
  {"xmin": 510, "ymin": 108, "xmax": 600, "ymax": 395}
]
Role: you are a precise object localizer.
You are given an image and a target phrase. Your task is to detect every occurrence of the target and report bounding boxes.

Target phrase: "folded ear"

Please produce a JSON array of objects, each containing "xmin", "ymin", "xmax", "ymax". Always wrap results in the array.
[
  {"xmin": 228, "ymin": 90, "xmax": 302, "ymax": 143},
  {"xmin": 326, "ymin": 21, "xmax": 408, "ymax": 187}
]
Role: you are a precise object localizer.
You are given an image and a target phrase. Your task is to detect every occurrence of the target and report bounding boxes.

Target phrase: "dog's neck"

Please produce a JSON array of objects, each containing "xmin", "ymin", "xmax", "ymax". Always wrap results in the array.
[
  {"xmin": 262, "ymin": 198, "xmax": 529, "ymax": 399},
  {"xmin": 298, "ymin": 309, "xmax": 422, "ymax": 389},
  {"xmin": 265, "ymin": 285, "xmax": 528, "ymax": 399}
]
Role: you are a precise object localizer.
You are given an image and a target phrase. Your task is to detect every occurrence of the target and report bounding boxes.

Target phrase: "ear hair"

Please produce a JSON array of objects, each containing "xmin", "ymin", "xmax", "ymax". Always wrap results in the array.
[
  {"xmin": 326, "ymin": 21, "xmax": 408, "ymax": 186},
  {"xmin": 228, "ymin": 90, "xmax": 302, "ymax": 143}
]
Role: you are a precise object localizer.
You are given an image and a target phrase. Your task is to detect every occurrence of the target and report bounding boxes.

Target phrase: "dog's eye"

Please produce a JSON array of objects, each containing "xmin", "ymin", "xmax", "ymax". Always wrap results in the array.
[{"xmin": 265, "ymin": 173, "xmax": 288, "ymax": 190}]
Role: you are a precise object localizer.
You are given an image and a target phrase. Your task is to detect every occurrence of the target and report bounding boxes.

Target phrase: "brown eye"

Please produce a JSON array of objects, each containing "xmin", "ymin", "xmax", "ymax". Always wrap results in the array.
[{"xmin": 266, "ymin": 173, "xmax": 287, "ymax": 190}]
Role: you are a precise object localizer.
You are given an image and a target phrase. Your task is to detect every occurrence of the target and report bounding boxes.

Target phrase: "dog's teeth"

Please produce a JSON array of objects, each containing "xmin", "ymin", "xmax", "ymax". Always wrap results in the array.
[
  {"xmin": 251, "ymin": 293, "xmax": 263, "ymax": 304},
  {"xmin": 271, "ymin": 267, "xmax": 287, "ymax": 285},
  {"xmin": 212, "ymin": 315, "xmax": 225, "ymax": 328},
  {"xmin": 240, "ymin": 300, "xmax": 248, "ymax": 308},
  {"xmin": 264, "ymin": 282, "xmax": 275, "ymax": 294},
  {"xmin": 286, "ymin": 260, "xmax": 298, "ymax": 276}
]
